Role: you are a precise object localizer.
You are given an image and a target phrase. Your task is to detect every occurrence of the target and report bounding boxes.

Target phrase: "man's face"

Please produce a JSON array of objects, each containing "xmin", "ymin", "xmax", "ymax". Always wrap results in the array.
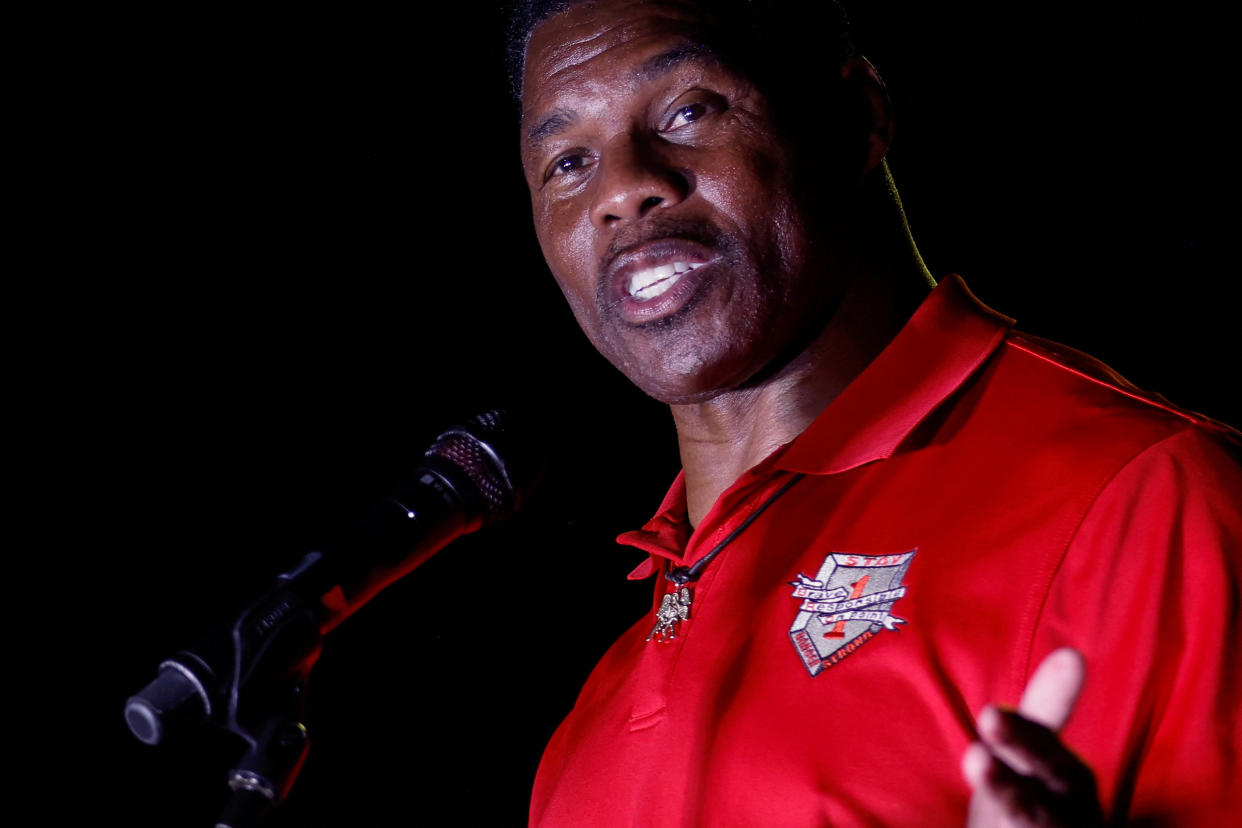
[{"xmin": 520, "ymin": 0, "xmax": 840, "ymax": 404}]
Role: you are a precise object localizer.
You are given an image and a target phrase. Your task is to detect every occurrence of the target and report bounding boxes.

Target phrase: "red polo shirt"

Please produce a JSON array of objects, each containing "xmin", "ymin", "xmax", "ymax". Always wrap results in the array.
[{"xmin": 530, "ymin": 276, "xmax": 1242, "ymax": 826}]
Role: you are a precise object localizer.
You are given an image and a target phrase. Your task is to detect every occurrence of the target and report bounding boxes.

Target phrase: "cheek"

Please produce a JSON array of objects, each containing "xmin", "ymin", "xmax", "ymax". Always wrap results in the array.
[
  {"xmin": 535, "ymin": 200, "xmax": 590, "ymax": 280},
  {"xmin": 534, "ymin": 203, "xmax": 606, "ymax": 336},
  {"xmin": 701, "ymin": 153, "xmax": 800, "ymax": 260},
  {"xmin": 700, "ymin": 129, "xmax": 795, "ymax": 205}
]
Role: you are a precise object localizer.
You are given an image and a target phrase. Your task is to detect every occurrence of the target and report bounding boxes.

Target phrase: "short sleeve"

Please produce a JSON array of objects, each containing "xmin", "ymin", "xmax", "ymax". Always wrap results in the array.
[{"xmin": 1032, "ymin": 426, "xmax": 1242, "ymax": 825}]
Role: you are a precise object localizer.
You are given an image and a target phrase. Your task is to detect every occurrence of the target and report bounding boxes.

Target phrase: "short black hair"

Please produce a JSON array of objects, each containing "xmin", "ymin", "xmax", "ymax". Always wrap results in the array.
[
  {"xmin": 505, "ymin": 0, "xmax": 855, "ymax": 106},
  {"xmin": 505, "ymin": 1, "xmax": 573, "ymax": 100}
]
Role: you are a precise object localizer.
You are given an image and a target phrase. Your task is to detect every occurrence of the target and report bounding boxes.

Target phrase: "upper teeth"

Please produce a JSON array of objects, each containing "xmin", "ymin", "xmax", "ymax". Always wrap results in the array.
[{"xmin": 627, "ymin": 261, "xmax": 704, "ymax": 299}]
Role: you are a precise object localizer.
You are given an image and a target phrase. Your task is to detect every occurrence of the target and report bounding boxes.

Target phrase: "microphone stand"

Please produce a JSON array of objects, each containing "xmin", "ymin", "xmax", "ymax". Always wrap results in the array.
[
  {"xmin": 213, "ymin": 560, "xmax": 321, "ymax": 828},
  {"xmin": 127, "ymin": 551, "xmax": 329, "ymax": 827},
  {"xmin": 124, "ymin": 410, "xmax": 541, "ymax": 825}
]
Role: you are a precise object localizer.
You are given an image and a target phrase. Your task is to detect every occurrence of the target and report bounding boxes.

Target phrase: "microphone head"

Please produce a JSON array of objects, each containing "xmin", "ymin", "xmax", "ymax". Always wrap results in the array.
[{"xmin": 425, "ymin": 409, "xmax": 543, "ymax": 525}]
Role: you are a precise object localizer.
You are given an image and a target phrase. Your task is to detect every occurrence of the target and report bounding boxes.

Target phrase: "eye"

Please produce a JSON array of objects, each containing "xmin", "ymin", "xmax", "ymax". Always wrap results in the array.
[
  {"xmin": 544, "ymin": 149, "xmax": 595, "ymax": 183},
  {"xmin": 666, "ymin": 103, "xmax": 708, "ymax": 130},
  {"xmin": 660, "ymin": 94, "xmax": 726, "ymax": 133}
]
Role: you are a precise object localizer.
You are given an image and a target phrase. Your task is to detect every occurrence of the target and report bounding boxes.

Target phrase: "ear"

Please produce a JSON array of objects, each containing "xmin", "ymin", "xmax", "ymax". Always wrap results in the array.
[{"xmin": 839, "ymin": 56, "xmax": 894, "ymax": 177}]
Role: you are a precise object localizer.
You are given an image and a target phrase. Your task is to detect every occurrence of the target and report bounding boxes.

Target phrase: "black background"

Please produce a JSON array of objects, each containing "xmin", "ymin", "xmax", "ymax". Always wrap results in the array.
[{"xmin": 12, "ymin": 3, "xmax": 1240, "ymax": 826}]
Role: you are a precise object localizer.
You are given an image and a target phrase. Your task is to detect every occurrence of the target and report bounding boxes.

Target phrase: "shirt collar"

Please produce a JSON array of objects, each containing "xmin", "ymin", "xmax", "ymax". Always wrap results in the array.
[
  {"xmin": 618, "ymin": 275, "xmax": 1013, "ymax": 577},
  {"xmin": 777, "ymin": 274, "xmax": 1013, "ymax": 474}
]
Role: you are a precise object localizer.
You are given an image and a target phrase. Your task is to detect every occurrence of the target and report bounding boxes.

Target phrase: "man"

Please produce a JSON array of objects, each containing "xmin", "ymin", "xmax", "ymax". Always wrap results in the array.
[{"xmin": 510, "ymin": 0, "xmax": 1241, "ymax": 824}]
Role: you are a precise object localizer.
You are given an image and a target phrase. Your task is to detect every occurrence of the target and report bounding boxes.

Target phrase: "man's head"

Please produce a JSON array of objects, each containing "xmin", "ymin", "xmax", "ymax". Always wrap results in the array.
[
  {"xmin": 514, "ymin": 0, "xmax": 897, "ymax": 404},
  {"xmin": 507, "ymin": 0, "xmax": 855, "ymax": 115}
]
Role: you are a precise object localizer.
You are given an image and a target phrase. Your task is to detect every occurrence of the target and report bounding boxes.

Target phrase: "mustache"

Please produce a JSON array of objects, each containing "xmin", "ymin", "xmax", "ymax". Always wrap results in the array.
[{"xmin": 599, "ymin": 216, "xmax": 728, "ymax": 276}]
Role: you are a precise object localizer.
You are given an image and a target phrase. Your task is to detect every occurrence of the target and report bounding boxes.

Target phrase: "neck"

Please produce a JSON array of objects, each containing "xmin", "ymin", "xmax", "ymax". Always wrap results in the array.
[{"xmin": 670, "ymin": 245, "xmax": 928, "ymax": 528}]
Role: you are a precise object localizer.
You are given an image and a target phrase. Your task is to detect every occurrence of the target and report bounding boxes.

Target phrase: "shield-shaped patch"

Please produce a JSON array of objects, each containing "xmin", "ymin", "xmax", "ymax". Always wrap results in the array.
[{"xmin": 788, "ymin": 550, "xmax": 915, "ymax": 676}]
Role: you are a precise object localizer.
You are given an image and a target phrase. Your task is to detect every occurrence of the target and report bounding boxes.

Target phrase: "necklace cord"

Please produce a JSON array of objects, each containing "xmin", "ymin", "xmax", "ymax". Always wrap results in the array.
[{"xmin": 666, "ymin": 473, "xmax": 806, "ymax": 586}]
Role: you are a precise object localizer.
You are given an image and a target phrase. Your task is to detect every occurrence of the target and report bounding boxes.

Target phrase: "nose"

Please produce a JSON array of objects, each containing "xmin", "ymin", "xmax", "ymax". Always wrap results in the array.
[{"xmin": 589, "ymin": 134, "xmax": 689, "ymax": 228}]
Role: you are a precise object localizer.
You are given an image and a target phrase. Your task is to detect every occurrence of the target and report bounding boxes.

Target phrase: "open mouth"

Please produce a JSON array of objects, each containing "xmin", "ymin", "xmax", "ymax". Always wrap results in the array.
[
  {"xmin": 627, "ymin": 261, "xmax": 707, "ymax": 301},
  {"xmin": 603, "ymin": 235, "xmax": 721, "ymax": 324}
]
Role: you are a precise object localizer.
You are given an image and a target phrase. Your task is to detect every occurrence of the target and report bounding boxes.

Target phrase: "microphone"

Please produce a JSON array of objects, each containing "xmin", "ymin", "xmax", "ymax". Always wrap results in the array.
[
  {"xmin": 124, "ymin": 409, "xmax": 542, "ymax": 750},
  {"xmin": 316, "ymin": 408, "xmax": 542, "ymax": 632}
]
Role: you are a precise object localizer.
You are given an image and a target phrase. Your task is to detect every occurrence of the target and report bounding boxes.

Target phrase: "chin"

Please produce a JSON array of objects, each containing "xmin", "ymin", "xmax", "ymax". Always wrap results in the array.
[
  {"xmin": 620, "ymin": 355, "xmax": 763, "ymax": 406},
  {"xmin": 597, "ymin": 290, "xmax": 812, "ymax": 405}
]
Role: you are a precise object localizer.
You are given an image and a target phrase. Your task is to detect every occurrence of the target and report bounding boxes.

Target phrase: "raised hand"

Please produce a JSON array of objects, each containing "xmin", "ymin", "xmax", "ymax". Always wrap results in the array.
[{"xmin": 962, "ymin": 648, "xmax": 1103, "ymax": 826}]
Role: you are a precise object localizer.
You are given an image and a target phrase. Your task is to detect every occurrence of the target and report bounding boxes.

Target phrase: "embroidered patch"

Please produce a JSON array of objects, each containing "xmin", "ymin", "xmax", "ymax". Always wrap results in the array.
[{"xmin": 787, "ymin": 550, "xmax": 915, "ymax": 676}]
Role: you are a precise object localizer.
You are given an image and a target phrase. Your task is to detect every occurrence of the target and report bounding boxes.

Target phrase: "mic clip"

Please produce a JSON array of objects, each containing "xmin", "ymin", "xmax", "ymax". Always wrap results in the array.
[{"xmin": 125, "ymin": 551, "xmax": 329, "ymax": 818}]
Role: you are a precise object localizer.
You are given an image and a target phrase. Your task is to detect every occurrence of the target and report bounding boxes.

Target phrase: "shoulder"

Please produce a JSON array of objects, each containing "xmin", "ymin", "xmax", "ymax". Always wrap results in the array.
[
  {"xmin": 917, "ymin": 326, "xmax": 1242, "ymax": 565},
  {"xmin": 950, "ymin": 329, "xmax": 1240, "ymax": 479},
  {"xmin": 997, "ymin": 330, "xmax": 1239, "ymax": 446},
  {"xmin": 1015, "ymin": 329, "xmax": 1242, "ymax": 661}
]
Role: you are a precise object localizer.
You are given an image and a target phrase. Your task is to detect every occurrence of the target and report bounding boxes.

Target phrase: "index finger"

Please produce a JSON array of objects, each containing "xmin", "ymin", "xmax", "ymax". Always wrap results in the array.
[{"xmin": 1018, "ymin": 647, "xmax": 1086, "ymax": 731}]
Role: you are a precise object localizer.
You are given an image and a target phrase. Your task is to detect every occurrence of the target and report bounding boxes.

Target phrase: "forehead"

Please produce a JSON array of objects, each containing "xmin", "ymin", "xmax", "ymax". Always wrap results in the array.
[{"xmin": 521, "ymin": 0, "xmax": 719, "ymax": 119}]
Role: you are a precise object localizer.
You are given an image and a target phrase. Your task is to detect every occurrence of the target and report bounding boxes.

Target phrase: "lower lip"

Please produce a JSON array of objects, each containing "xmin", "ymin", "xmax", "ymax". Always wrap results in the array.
[{"xmin": 616, "ymin": 261, "xmax": 716, "ymax": 324}]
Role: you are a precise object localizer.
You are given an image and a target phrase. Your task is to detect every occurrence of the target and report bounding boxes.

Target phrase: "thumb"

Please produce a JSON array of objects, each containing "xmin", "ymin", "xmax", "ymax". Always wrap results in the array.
[{"xmin": 1018, "ymin": 647, "xmax": 1086, "ymax": 731}]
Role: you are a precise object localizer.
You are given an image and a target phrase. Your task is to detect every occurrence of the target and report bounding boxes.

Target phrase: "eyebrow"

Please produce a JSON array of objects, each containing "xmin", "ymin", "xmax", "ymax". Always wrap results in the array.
[
  {"xmin": 637, "ymin": 42, "xmax": 717, "ymax": 82},
  {"xmin": 527, "ymin": 107, "xmax": 577, "ymax": 148},
  {"xmin": 525, "ymin": 43, "xmax": 720, "ymax": 149}
]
